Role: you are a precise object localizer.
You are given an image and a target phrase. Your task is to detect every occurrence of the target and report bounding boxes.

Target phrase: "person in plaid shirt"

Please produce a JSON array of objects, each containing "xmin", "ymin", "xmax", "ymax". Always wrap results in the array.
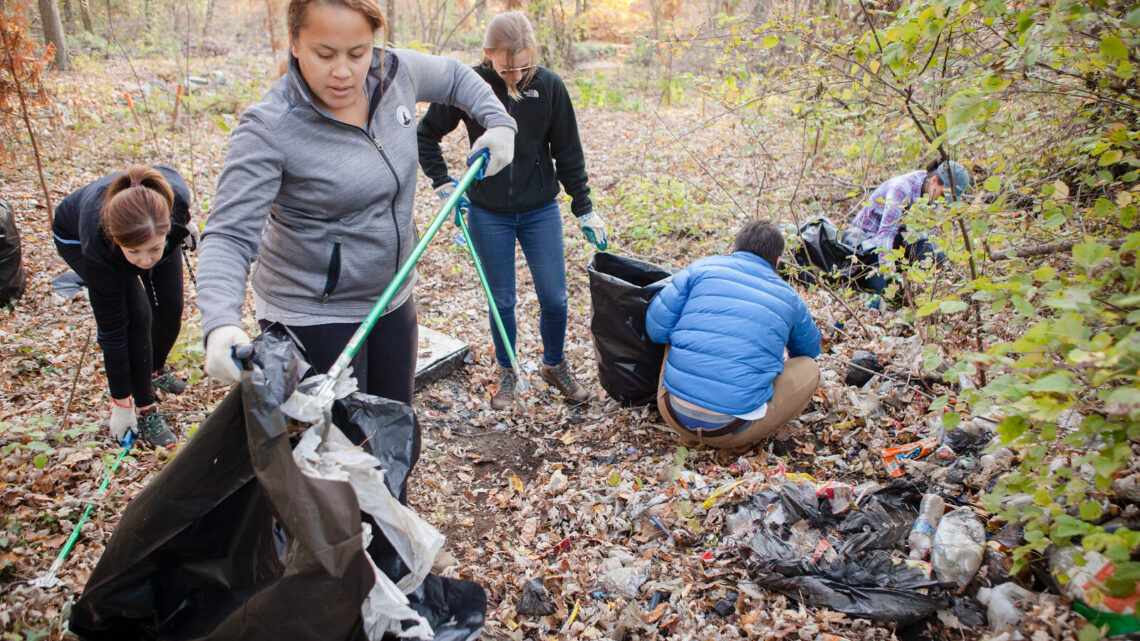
[{"xmin": 851, "ymin": 159, "xmax": 969, "ymax": 292}]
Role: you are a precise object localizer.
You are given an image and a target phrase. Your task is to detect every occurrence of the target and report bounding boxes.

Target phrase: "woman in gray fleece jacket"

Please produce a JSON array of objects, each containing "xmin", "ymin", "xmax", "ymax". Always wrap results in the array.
[{"xmin": 198, "ymin": 0, "xmax": 516, "ymax": 409}]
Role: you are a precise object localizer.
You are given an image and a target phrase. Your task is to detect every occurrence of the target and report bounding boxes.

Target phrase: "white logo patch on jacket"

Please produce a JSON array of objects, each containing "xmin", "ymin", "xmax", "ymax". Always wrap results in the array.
[
  {"xmin": 396, "ymin": 105, "xmax": 413, "ymax": 127},
  {"xmin": 523, "ymin": 89, "xmax": 539, "ymax": 99}
]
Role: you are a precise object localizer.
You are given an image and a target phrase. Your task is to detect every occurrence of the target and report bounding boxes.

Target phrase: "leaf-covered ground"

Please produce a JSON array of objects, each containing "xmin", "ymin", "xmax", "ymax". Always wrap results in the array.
[{"xmin": 0, "ymin": 50, "xmax": 1084, "ymax": 640}]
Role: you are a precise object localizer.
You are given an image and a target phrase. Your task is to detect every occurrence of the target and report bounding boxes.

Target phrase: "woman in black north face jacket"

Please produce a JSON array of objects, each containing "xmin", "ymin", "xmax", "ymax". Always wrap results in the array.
[
  {"xmin": 418, "ymin": 11, "xmax": 607, "ymax": 411},
  {"xmin": 52, "ymin": 165, "xmax": 193, "ymax": 450}
]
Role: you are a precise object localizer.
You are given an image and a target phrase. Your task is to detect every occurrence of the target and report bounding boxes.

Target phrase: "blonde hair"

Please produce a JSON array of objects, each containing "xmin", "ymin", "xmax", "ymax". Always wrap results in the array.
[
  {"xmin": 100, "ymin": 165, "xmax": 173, "ymax": 248},
  {"xmin": 481, "ymin": 11, "xmax": 538, "ymax": 101}
]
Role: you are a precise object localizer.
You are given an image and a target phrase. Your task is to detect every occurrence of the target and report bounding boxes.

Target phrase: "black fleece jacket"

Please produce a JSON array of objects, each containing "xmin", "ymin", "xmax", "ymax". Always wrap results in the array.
[
  {"xmin": 51, "ymin": 166, "xmax": 191, "ymax": 398},
  {"xmin": 418, "ymin": 64, "xmax": 593, "ymax": 217}
]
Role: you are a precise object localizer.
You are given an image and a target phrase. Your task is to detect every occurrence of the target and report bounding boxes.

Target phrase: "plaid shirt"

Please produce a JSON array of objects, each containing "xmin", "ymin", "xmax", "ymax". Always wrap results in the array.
[{"xmin": 851, "ymin": 170, "xmax": 927, "ymax": 266}]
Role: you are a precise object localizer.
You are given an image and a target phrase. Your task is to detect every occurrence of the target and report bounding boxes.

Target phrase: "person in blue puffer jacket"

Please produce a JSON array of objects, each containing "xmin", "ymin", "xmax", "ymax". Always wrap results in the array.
[{"xmin": 646, "ymin": 220, "xmax": 822, "ymax": 452}]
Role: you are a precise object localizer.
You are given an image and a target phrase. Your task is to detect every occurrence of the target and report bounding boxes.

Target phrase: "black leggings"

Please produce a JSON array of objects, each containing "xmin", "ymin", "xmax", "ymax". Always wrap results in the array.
[
  {"xmin": 269, "ymin": 297, "xmax": 419, "ymax": 405},
  {"xmin": 55, "ymin": 242, "xmax": 184, "ymax": 407}
]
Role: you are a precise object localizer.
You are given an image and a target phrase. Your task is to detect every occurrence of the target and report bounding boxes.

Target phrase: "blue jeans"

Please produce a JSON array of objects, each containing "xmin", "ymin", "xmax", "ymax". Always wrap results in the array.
[
  {"xmin": 466, "ymin": 201, "xmax": 567, "ymax": 369},
  {"xmin": 865, "ymin": 233, "xmax": 946, "ymax": 293}
]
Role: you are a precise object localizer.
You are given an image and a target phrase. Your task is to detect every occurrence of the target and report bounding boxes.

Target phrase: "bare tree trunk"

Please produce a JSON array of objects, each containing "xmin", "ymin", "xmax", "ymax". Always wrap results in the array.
[
  {"xmin": 201, "ymin": 0, "xmax": 215, "ymax": 37},
  {"xmin": 264, "ymin": 0, "xmax": 281, "ymax": 61},
  {"xmin": 386, "ymin": 0, "xmax": 397, "ymax": 45},
  {"xmin": 0, "ymin": 23, "xmax": 54, "ymax": 226},
  {"xmin": 62, "ymin": 0, "xmax": 72, "ymax": 25},
  {"xmin": 39, "ymin": 0, "xmax": 71, "ymax": 70},
  {"xmin": 78, "ymin": 0, "xmax": 91, "ymax": 31}
]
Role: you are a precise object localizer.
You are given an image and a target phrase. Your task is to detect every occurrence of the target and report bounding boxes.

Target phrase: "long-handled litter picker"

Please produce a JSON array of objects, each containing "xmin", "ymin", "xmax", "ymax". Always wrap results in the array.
[
  {"xmin": 31, "ymin": 431, "xmax": 137, "ymax": 589},
  {"xmin": 451, "ymin": 193, "xmax": 530, "ymax": 406},
  {"xmin": 294, "ymin": 153, "xmax": 529, "ymax": 418}
]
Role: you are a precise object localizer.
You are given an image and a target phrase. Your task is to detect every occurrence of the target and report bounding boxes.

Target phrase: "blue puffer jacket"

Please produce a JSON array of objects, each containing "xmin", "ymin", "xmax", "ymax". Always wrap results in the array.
[{"xmin": 646, "ymin": 251, "xmax": 821, "ymax": 415}]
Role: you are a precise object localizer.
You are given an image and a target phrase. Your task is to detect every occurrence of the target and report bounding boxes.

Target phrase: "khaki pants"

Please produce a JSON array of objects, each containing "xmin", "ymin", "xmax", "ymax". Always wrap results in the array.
[{"xmin": 656, "ymin": 346, "xmax": 820, "ymax": 451}]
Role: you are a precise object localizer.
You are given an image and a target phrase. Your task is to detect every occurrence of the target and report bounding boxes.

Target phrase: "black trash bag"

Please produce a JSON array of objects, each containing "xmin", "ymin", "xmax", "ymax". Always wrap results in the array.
[
  {"xmin": 587, "ymin": 252, "xmax": 674, "ymax": 405},
  {"xmin": 789, "ymin": 217, "xmax": 874, "ymax": 287},
  {"xmin": 779, "ymin": 480, "xmax": 830, "ymax": 528},
  {"xmin": 516, "ymin": 578, "xmax": 555, "ymax": 616},
  {"xmin": 70, "ymin": 329, "xmax": 485, "ymax": 641},
  {"xmin": 745, "ymin": 480, "xmax": 943, "ymax": 625},
  {"xmin": 845, "ymin": 350, "xmax": 884, "ymax": 387},
  {"xmin": 944, "ymin": 426, "xmax": 994, "ymax": 458},
  {"xmin": 837, "ymin": 480, "xmax": 922, "ymax": 557},
  {"xmin": 0, "ymin": 200, "xmax": 27, "ymax": 307}
]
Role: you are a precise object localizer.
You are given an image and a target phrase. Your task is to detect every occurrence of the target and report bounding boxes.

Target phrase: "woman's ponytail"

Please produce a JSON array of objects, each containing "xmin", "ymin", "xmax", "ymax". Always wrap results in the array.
[{"xmin": 100, "ymin": 165, "xmax": 174, "ymax": 248}]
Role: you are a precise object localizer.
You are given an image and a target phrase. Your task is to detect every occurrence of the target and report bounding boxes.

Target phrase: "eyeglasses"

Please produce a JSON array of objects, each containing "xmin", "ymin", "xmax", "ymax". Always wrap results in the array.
[{"xmin": 495, "ymin": 64, "xmax": 535, "ymax": 76}]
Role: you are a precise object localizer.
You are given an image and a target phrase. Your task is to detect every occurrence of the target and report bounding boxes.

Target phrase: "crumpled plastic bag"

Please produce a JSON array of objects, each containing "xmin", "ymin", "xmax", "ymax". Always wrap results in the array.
[{"xmin": 742, "ymin": 480, "xmax": 945, "ymax": 625}]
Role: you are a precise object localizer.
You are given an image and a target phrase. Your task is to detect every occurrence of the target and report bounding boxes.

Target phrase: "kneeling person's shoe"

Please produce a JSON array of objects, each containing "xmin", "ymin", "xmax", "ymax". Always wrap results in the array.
[
  {"xmin": 152, "ymin": 367, "xmax": 189, "ymax": 395},
  {"xmin": 491, "ymin": 367, "xmax": 516, "ymax": 411},
  {"xmin": 137, "ymin": 406, "xmax": 177, "ymax": 450},
  {"xmin": 540, "ymin": 361, "xmax": 591, "ymax": 405}
]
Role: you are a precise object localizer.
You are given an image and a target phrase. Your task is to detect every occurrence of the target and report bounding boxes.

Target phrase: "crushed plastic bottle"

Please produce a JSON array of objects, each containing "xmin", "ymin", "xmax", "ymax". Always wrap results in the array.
[
  {"xmin": 977, "ymin": 583, "xmax": 1035, "ymax": 638},
  {"xmin": 908, "ymin": 493, "xmax": 945, "ymax": 560},
  {"xmin": 1049, "ymin": 546, "xmax": 1140, "ymax": 616},
  {"xmin": 931, "ymin": 507, "xmax": 985, "ymax": 590}
]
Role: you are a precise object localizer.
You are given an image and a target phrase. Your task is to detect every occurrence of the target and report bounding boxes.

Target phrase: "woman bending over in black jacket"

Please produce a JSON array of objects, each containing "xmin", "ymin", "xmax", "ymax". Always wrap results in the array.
[{"xmin": 52, "ymin": 165, "xmax": 193, "ymax": 449}]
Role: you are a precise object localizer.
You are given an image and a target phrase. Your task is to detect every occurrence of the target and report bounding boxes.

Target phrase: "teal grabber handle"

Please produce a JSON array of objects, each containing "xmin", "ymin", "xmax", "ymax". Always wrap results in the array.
[
  {"xmin": 451, "ymin": 179, "xmax": 530, "ymax": 394},
  {"xmin": 33, "ymin": 430, "xmax": 136, "ymax": 588},
  {"xmin": 315, "ymin": 155, "xmax": 489, "ymax": 401}
]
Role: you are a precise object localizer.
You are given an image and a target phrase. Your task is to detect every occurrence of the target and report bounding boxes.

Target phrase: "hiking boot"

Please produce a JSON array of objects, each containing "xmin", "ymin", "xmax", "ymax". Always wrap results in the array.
[
  {"xmin": 490, "ymin": 367, "xmax": 516, "ymax": 411},
  {"xmin": 137, "ymin": 406, "xmax": 177, "ymax": 449},
  {"xmin": 152, "ymin": 367, "xmax": 189, "ymax": 395},
  {"xmin": 540, "ymin": 361, "xmax": 591, "ymax": 405}
]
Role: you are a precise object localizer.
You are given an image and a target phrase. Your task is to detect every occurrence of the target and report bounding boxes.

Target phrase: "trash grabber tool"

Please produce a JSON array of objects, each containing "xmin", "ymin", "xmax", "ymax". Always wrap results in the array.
[
  {"xmin": 32, "ymin": 430, "xmax": 137, "ymax": 589},
  {"xmin": 309, "ymin": 154, "xmax": 489, "ymax": 407},
  {"xmin": 452, "ymin": 198, "xmax": 531, "ymax": 399}
]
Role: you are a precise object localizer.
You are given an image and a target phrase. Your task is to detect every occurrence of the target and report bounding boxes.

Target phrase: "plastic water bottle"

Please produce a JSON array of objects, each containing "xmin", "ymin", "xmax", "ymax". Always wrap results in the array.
[
  {"xmin": 977, "ymin": 583, "xmax": 1035, "ymax": 637},
  {"xmin": 907, "ymin": 493, "xmax": 945, "ymax": 560},
  {"xmin": 931, "ymin": 507, "xmax": 985, "ymax": 590}
]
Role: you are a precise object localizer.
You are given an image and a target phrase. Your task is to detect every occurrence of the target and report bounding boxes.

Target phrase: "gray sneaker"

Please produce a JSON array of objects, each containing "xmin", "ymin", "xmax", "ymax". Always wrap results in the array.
[
  {"xmin": 152, "ymin": 367, "xmax": 189, "ymax": 395},
  {"xmin": 137, "ymin": 407, "xmax": 177, "ymax": 449}
]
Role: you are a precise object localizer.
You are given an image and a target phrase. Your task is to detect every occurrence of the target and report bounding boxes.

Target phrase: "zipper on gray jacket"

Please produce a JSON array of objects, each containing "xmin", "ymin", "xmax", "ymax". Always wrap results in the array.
[
  {"xmin": 372, "ymin": 136, "xmax": 403, "ymax": 271},
  {"xmin": 321, "ymin": 241, "xmax": 341, "ymax": 304}
]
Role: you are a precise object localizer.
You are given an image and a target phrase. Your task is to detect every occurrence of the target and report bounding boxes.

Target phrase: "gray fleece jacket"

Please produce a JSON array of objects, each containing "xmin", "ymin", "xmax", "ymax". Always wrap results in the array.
[{"xmin": 198, "ymin": 47, "xmax": 516, "ymax": 340}]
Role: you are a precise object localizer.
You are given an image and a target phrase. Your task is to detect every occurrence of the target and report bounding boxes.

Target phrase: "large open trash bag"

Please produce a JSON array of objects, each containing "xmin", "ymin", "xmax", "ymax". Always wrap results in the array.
[
  {"xmin": 70, "ymin": 330, "xmax": 486, "ymax": 641},
  {"xmin": 0, "ymin": 200, "xmax": 27, "ymax": 307},
  {"xmin": 587, "ymin": 252, "xmax": 674, "ymax": 406},
  {"xmin": 789, "ymin": 217, "xmax": 873, "ymax": 287}
]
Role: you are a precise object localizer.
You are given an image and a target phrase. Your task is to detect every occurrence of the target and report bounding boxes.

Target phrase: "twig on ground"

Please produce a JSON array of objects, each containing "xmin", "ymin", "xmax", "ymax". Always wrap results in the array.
[{"xmin": 60, "ymin": 327, "xmax": 94, "ymax": 432}]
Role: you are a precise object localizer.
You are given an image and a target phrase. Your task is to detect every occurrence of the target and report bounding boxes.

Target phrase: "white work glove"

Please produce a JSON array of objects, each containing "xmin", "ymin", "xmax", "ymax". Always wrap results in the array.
[
  {"xmin": 579, "ymin": 211, "xmax": 609, "ymax": 251},
  {"xmin": 108, "ymin": 399, "xmax": 135, "ymax": 442},
  {"xmin": 182, "ymin": 224, "xmax": 200, "ymax": 252},
  {"xmin": 434, "ymin": 181, "xmax": 456, "ymax": 201},
  {"xmin": 205, "ymin": 325, "xmax": 251, "ymax": 385},
  {"xmin": 467, "ymin": 126, "xmax": 515, "ymax": 178}
]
